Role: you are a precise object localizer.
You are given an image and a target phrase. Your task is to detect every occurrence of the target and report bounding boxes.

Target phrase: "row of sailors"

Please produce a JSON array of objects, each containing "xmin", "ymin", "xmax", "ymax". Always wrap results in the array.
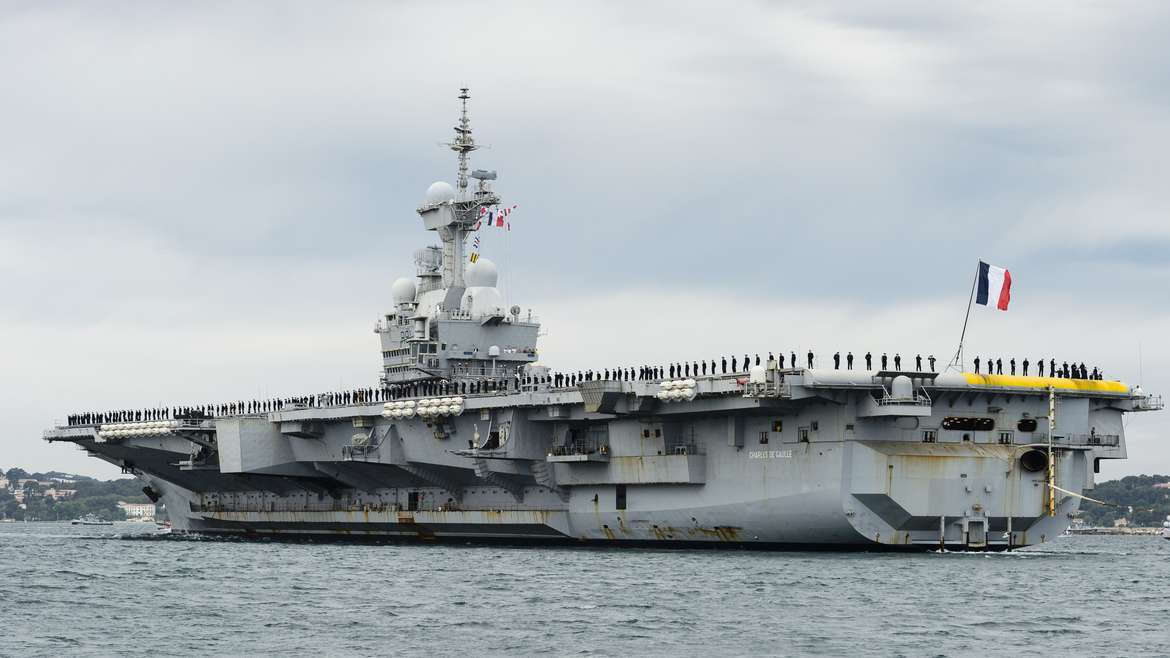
[
  {"xmin": 574, "ymin": 352, "xmax": 1107, "ymax": 381},
  {"xmin": 582, "ymin": 352, "xmax": 937, "ymax": 379},
  {"xmin": 66, "ymin": 380, "xmax": 520, "ymax": 426},
  {"xmin": 67, "ymin": 387, "xmax": 388, "ymax": 426},
  {"xmin": 552, "ymin": 352, "xmax": 917, "ymax": 382},
  {"xmin": 65, "ymin": 351, "xmax": 1111, "ymax": 427},
  {"xmin": 973, "ymin": 357, "xmax": 1104, "ymax": 380}
]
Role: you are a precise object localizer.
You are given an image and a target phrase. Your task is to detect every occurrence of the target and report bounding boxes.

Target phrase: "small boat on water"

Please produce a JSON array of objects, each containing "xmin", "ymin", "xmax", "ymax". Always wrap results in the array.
[
  {"xmin": 1162, "ymin": 515, "xmax": 1169, "ymax": 540},
  {"xmin": 71, "ymin": 514, "xmax": 114, "ymax": 526}
]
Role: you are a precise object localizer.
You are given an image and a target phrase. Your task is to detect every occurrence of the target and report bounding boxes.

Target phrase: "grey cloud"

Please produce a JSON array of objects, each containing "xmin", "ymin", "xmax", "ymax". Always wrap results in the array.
[{"xmin": 3, "ymin": 1, "xmax": 1170, "ymax": 476}]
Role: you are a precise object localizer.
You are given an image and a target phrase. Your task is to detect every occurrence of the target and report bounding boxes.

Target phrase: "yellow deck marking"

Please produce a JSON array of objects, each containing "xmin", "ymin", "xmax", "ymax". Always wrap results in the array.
[{"xmin": 961, "ymin": 373, "xmax": 1128, "ymax": 394}]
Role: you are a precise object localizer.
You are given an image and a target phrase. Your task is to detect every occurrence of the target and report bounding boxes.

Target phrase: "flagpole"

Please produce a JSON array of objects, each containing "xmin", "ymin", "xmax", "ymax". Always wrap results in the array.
[
  {"xmin": 948, "ymin": 261, "xmax": 980, "ymax": 371},
  {"xmin": 504, "ymin": 205, "xmax": 510, "ymax": 310}
]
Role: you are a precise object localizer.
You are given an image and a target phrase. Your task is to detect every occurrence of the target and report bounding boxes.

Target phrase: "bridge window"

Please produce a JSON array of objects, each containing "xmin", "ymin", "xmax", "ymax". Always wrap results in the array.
[
  {"xmin": 616, "ymin": 484, "xmax": 627, "ymax": 510},
  {"xmin": 799, "ymin": 428, "xmax": 810, "ymax": 442},
  {"xmin": 998, "ymin": 432, "xmax": 1013, "ymax": 445},
  {"xmin": 1017, "ymin": 418, "xmax": 1039, "ymax": 432},
  {"xmin": 772, "ymin": 420, "xmax": 783, "ymax": 432},
  {"xmin": 759, "ymin": 431, "xmax": 769, "ymax": 445},
  {"xmin": 922, "ymin": 430, "xmax": 937, "ymax": 443},
  {"xmin": 942, "ymin": 417, "xmax": 995, "ymax": 431}
]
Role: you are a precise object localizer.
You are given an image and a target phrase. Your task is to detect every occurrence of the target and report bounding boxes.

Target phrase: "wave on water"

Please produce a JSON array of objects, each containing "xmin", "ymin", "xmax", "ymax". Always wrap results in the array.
[{"xmin": 1, "ymin": 526, "xmax": 1163, "ymax": 657}]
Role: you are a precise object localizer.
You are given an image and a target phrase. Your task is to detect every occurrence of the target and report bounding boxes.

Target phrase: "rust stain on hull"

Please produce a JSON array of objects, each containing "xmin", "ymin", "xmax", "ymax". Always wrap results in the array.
[
  {"xmin": 687, "ymin": 526, "xmax": 743, "ymax": 541},
  {"xmin": 651, "ymin": 525, "xmax": 682, "ymax": 540}
]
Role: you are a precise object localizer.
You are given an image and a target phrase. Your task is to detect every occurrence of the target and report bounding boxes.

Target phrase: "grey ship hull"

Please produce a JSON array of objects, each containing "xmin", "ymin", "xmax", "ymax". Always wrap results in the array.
[{"xmin": 47, "ymin": 369, "xmax": 1148, "ymax": 551}]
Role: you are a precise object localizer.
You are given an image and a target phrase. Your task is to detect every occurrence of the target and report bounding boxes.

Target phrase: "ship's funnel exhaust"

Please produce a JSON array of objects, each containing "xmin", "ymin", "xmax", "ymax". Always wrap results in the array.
[{"xmin": 1020, "ymin": 449, "xmax": 1048, "ymax": 473}]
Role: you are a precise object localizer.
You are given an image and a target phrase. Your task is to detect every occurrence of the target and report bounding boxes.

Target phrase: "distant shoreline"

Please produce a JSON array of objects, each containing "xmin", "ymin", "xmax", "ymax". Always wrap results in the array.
[{"xmin": 1066, "ymin": 527, "xmax": 1164, "ymax": 536}]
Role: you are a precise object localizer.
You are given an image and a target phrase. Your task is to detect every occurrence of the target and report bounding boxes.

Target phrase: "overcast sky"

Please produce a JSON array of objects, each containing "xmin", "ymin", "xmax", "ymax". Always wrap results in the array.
[{"xmin": 2, "ymin": 1, "xmax": 1168, "ymax": 481}]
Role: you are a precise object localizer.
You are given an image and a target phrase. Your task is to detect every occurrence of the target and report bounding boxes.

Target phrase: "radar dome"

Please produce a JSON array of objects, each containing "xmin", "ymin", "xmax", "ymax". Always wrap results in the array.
[
  {"xmin": 424, "ymin": 181, "xmax": 455, "ymax": 205},
  {"xmin": 891, "ymin": 375, "xmax": 913, "ymax": 399},
  {"xmin": 461, "ymin": 286, "xmax": 503, "ymax": 316},
  {"xmin": 465, "ymin": 258, "xmax": 498, "ymax": 288},
  {"xmin": 391, "ymin": 277, "xmax": 417, "ymax": 304}
]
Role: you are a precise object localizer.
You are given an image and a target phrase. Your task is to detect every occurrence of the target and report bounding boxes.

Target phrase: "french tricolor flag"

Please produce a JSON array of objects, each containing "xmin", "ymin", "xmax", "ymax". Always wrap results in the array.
[{"xmin": 976, "ymin": 261, "xmax": 1012, "ymax": 311}]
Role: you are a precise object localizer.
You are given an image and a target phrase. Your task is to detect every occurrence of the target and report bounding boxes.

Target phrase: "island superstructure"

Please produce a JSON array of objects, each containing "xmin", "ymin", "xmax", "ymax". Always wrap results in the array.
[{"xmin": 43, "ymin": 90, "xmax": 1164, "ymax": 550}]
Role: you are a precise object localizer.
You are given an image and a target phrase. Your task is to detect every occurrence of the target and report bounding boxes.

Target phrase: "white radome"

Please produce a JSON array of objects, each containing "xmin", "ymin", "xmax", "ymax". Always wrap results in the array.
[
  {"xmin": 391, "ymin": 278, "xmax": 417, "ymax": 305},
  {"xmin": 465, "ymin": 258, "xmax": 499, "ymax": 288},
  {"xmin": 425, "ymin": 181, "xmax": 455, "ymax": 205}
]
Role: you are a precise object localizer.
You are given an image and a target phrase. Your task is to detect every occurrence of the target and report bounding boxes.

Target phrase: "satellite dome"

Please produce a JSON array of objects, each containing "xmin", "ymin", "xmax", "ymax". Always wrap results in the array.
[
  {"xmin": 749, "ymin": 365, "xmax": 766, "ymax": 384},
  {"xmin": 461, "ymin": 286, "xmax": 503, "ymax": 316},
  {"xmin": 465, "ymin": 258, "xmax": 498, "ymax": 288},
  {"xmin": 424, "ymin": 181, "xmax": 455, "ymax": 205},
  {"xmin": 391, "ymin": 277, "xmax": 417, "ymax": 304}
]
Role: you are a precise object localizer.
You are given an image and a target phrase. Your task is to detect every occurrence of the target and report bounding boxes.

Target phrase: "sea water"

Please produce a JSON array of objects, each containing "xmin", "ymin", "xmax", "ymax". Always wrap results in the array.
[{"xmin": 2, "ymin": 523, "xmax": 1167, "ymax": 656}]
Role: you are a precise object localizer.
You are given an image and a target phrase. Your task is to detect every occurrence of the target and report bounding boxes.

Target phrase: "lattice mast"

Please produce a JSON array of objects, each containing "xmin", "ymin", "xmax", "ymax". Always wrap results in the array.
[
  {"xmin": 424, "ymin": 88, "xmax": 500, "ymax": 291},
  {"xmin": 450, "ymin": 88, "xmax": 477, "ymax": 196}
]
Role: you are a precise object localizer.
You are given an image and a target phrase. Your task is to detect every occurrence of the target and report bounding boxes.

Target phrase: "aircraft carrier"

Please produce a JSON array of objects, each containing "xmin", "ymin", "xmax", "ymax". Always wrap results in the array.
[{"xmin": 43, "ymin": 90, "xmax": 1164, "ymax": 550}]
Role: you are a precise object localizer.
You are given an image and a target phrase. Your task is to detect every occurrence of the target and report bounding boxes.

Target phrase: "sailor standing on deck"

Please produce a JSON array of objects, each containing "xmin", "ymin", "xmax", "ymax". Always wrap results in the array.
[
  {"xmin": 894, "ymin": 354, "xmax": 902, "ymax": 370},
  {"xmin": 834, "ymin": 352, "xmax": 841, "ymax": 369},
  {"xmin": 881, "ymin": 353, "xmax": 888, "ymax": 370},
  {"xmin": 1023, "ymin": 358, "xmax": 1030, "ymax": 376},
  {"xmin": 974, "ymin": 356, "xmax": 981, "ymax": 374},
  {"xmin": 915, "ymin": 354, "xmax": 922, "ymax": 371},
  {"xmin": 1038, "ymin": 359, "xmax": 1044, "ymax": 377},
  {"xmin": 865, "ymin": 352, "xmax": 872, "ymax": 370},
  {"xmin": 807, "ymin": 350, "xmax": 814, "ymax": 369},
  {"xmin": 929, "ymin": 355, "xmax": 936, "ymax": 371},
  {"xmin": 847, "ymin": 352, "xmax": 854, "ymax": 370}
]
